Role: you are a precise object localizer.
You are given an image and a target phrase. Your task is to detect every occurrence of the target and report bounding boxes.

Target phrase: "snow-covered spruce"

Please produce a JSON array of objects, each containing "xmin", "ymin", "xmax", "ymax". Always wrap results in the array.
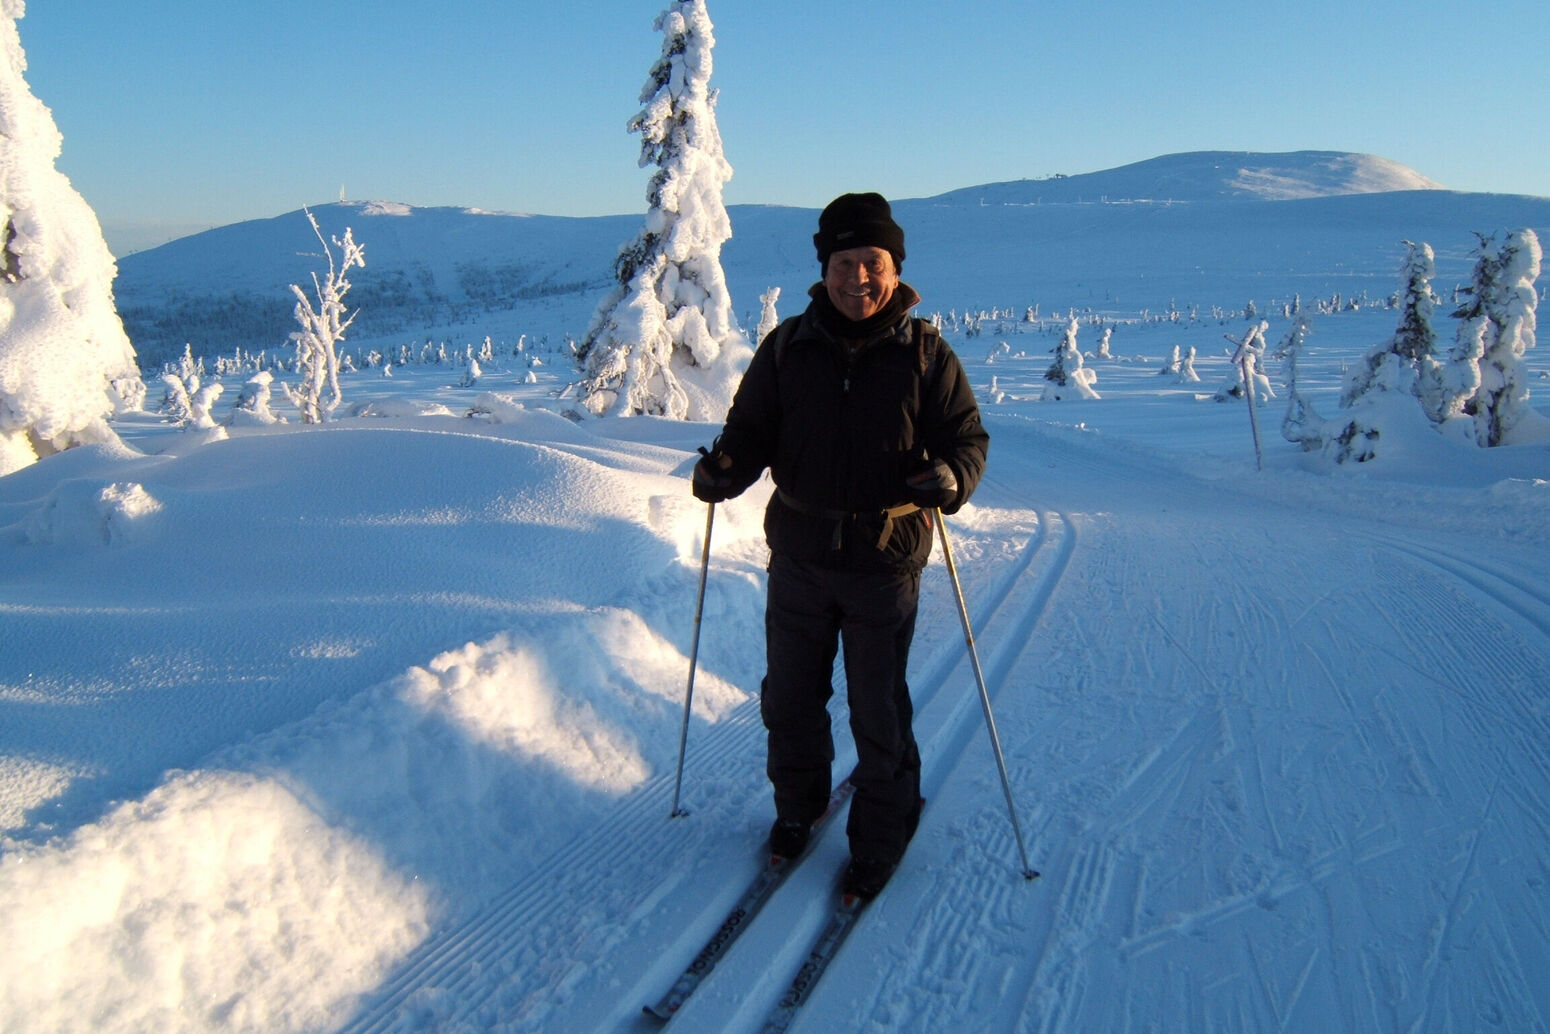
[
  {"xmin": 0, "ymin": 2, "xmax": 143, "ymax": 476},
  {"xmin": 1041, "ymin": 317, "xmax": 1099, "ymax": 400},
  {"xmin": 755, "ymin": 286, "xmax": 780, "ymax": 346},
  {"xmin": 1344, "ymin": 240, "xmax": 1439, "ymax": 410},
  {"xmin": 230, "ymin": 371, "xmax": 284, "ymax": 426},
  {"xmin": 1438, "ymin": 229, "xmax": 1543, "ymax": 446},
  {"xmin": 573, "ymin": 0, "xmax": 750, "ymax": 421},
  {"xmin": 1307, "ymin": 240, "xmax": 1440, "ymax": 463}
]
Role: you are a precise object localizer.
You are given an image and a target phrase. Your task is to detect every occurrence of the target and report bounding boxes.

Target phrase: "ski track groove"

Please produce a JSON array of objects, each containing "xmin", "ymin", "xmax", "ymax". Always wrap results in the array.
[
  {"xmin": 338, "ymin": 646, "xmax": 776, "ymax": 1031},
  {"xmin": 1414, "ymin": 776, "xmax": 1496, "ymax": 1034},
  {"xmin": 1368, "ymin": 542, "xmax": 1550, "ymax": 822},
  {"xmin": 338, "ymin": 502, "xmax": 1068, "ymax": 1033},
  {"xmin": 982, "ymin": 457, "xmax": 1547, "ymax": 1032},
  {"xmin": 1135, "ymin": 541, "xmax": 1523, "ymax": 1027},
  {"xmin": 1247, "ymin": 935, "xmax": 1319, "ymax": 1034},
  {"xmin": 343, "ymin": 433, "xmax": 1550, "ymax": 1034}
]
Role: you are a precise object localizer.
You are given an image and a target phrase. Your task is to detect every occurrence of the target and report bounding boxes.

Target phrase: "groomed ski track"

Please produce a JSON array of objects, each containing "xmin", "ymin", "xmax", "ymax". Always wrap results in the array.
[{"xmin": 338, "ymin": 411, "xmax": 1550, "ymax": 1034}]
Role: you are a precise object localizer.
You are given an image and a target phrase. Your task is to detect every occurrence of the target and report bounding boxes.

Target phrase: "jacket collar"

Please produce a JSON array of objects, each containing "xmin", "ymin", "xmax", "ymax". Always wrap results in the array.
[{"xmin": 804, "ymin": 281, "xmax": 922, "ymax": 348}]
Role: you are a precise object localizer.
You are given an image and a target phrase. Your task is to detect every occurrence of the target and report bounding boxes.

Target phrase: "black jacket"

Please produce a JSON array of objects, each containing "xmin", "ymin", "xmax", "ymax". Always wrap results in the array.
[{"xmin": 716, "ymin": 283, "xmax": 989, "ymax": 572}]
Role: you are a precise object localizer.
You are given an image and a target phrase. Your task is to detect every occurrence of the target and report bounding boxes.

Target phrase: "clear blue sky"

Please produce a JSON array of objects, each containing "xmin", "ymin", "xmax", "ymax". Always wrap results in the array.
[{"xmin": 17, "ymin": 0, "xmax": 1550, "ymax": 255}]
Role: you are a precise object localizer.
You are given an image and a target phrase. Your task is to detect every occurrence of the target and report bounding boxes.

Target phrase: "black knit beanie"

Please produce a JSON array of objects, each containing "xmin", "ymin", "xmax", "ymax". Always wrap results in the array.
[{"xmin": 813, "ymin": 192, "xmax": 906, "ymax": 272}]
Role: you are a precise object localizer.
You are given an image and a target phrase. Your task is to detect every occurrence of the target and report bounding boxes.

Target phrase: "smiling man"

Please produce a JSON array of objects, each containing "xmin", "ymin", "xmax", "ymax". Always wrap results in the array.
[{"xmin": 691, "ymin": 192, "xmax": 989, "ymax": 901}]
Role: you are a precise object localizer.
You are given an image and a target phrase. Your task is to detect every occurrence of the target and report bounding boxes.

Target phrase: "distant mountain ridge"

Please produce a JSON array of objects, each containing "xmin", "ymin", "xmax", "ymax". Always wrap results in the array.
[
  {"xmin": 924, "ymin": 151, "xmax": 1447, "ymax": 206},
  {"xmin": 114, "ymin": 151, "xmax": 1547, "ymax": 371}
]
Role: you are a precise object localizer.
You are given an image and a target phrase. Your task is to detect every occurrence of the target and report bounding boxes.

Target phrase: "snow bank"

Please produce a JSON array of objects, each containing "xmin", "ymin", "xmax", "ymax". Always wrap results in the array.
[
  {"xmin": 0, "ymin": 770, "xmax": 430, "ymax": 1034},
  {"xmin": 399, "ymin": 607, "xmax": 749, "ymax": 796},
  {"xmin": 209, "ymin": 602, "xmax": 750, "ymax": 901},
  {"xmin": 0, "ymin": 756, "xmax": 79, "ymax": 829},
  {"xmin": 348, "ymin": 396, "xmax": 458, "ymax": 419},
  {"xmin": 9, "ymin": 478, "xmax": 162, "ymax": 546}
]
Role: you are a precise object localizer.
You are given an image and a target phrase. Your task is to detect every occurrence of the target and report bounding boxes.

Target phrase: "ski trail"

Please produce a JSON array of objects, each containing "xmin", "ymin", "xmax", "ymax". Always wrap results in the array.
[
  {"xmin": 801, "ymin": 418, "xmax": 1550, "ymax": 1033},
  {"xmin": 916, "ymin": 508, "xmax": 1076, "ymax": 804},
  {"xmin": 341, "ymin": 411, "xmax": 1550, "ymax": 1033},
  {"xmin": 338, "ymin": 501, "xmax": 1067, "ymax": 1034},
  {"xmin": 666, "ymin": 504, "xmax": 1074, "ymax": 1034}
]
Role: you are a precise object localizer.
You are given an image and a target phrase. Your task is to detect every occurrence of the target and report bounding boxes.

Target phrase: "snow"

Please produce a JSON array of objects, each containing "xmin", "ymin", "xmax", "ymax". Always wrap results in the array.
[
  {"xmin": 927, "ymin": 150, "xmax": 1447, "ymax": 206},
  {"xmin": 4, "ymin": 159, "xmax": 1550, "ymax": 1032},
  {"xmin": 0, "ymin": 4, "xmax": 140, "ymax": 474}
]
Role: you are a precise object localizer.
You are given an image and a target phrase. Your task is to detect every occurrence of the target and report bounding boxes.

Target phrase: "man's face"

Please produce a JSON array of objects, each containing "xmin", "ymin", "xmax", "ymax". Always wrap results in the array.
[{"xmin": 824, "ymin": 245, "xmax": 898, "ymax": 323}]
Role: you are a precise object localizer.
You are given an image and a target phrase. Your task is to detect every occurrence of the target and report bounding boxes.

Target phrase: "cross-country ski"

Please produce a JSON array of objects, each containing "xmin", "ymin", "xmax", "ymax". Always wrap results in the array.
[{"xmin": 643, "ymin": 780, "xmax": 855, "ymax": 1021}]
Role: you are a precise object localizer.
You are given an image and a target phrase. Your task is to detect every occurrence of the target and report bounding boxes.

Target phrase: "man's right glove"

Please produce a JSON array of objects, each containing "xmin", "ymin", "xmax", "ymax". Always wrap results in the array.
[
  {"xmin": 904, "ymin": 458, "xmax": 958, "ymax": 510},
  {"xmin": 692, "ymin": 447, "xmax": 737, "ymax": 503}
]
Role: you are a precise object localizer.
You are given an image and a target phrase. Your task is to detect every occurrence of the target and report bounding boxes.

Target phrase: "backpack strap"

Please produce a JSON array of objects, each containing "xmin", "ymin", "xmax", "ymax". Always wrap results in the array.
[
  {"xmin": 769, "ymin": 314, "xmax": 803, "ymax": 371},
  {"xmin": 914, "ymin": 318, "xmax": 942, "ymax": 390}
]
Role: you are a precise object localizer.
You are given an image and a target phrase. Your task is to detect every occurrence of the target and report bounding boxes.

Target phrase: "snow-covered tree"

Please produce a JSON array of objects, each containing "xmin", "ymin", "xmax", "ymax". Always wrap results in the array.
[
  {"xmin": 288, "ymin": 210, "xmax": 365, "ymax": 424},
  {"xmin": 1343, "ymin": 240, "xmax": 1437, "ymax": 408},
  {"xmin": 1285, "ymin": 249, "xmax": 1456, "ymax": 466},
  {"xmin": 1281, "ymin": 326, "xmax": 1328, "ymax": 452},
  {"xmin": 1042, "ymin": 318, "xmax": 1099, "ymax": 400},
  {"xmin": 1177, "ymin": 346, "xmax": 1200, "ymax": 383},
  {"xmin": 755, "ymin": 286, "xmax": 780, "ymax": 345},
  {"xmin": 1452, "ymin": 229, "xmax": 1541, "ymax": 446},
  {"xmin": 1423, "ymin": 310, "xmax": 1486, "ymax": 443},
  {"xmin": 160, "ymin": 372, "xmax": 194, "ymax": 427},
  {"xmin": 230, "ymin": 371, "xmax": 283, "ymax": 426},
  {"xmin": 188, "ymin": 381, "xmax": 223, "ymax": 429},
  {"xmin": 1095, "ymin": 326, "xmax": 1113, "ymax": 359},
  {"xmin": 1271, "ymin": 315, "xmax": 1311, "ymax": 364},
  {"xmin": 1215, "ymin": 322, "xmax": 1274, "ymax": 402},
  {"xmin": 459, "ymin": 352, "xmax": 482, "ymax": 387},
  {"xmin": 1321, "ymin": 342, "xmax": 1435, "ymax": 464},
  {"xmin": 574, "ymin": 0, "xmax": 750, "ymax": 420},
  {"xmin": 0, "ymin": 2, "xmax": 143, "ymax": 476}
]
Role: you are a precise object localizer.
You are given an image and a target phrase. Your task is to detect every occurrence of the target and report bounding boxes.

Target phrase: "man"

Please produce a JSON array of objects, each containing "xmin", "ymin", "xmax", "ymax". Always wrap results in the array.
[{"xmin": 692, "ymin": 192, "xmax": 988, "ymax": 900}]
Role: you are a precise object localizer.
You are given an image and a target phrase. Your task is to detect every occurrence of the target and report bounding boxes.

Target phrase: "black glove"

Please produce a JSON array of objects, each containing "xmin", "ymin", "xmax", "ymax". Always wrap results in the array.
[
  {"xmin": 904, "ymin": 458, "xmax": 958, "ymax": 509},
  {"xmin": 692, "ymin": 447, "xmax": 737, "ymax": 503}
]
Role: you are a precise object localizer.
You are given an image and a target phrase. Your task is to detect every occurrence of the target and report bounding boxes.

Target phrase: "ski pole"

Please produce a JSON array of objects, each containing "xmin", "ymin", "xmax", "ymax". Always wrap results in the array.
[
  {"xmin": 933, "ymin": 508, "xmax": 1040, "ymax": 880},
  {"xmin": 670, "ymin": 501, "xmax": 715, "ymax": 818}
]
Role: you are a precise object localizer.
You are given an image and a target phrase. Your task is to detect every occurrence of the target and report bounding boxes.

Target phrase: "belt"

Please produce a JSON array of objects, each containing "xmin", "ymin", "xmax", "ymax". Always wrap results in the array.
[{"xmin": 775, "ymin": 488, "xmax": 920, "ymax": 550}]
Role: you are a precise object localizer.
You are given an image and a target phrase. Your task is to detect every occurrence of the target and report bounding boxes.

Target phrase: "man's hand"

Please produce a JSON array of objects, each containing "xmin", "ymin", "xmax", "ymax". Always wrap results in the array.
[
  {"xmin": 692, "ymin": 447, "xmax": 737, "ymax": 503},
  {"xmin": 904, "ymin": 458, "xmax": 958, "ymax": 509}
]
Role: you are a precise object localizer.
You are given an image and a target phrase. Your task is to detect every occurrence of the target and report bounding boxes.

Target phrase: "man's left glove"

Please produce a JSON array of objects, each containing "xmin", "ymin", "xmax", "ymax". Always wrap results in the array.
[
  {"xmin": 692, "ymin": 447, "xmax": 737, "ymax": 503},
  {"xmin": 904, "ymin": 458, "xmax": 958, "ymax": 509}
]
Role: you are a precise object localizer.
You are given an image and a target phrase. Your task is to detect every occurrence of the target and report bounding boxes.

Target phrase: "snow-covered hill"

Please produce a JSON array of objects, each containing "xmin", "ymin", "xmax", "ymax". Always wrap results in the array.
[
  {"xmin": 4, "ymin": 150, "xmax": 1550, "ymax": 1034},
  {"xmin": 925, "ymin": 150, "xmax": 1448, "ymax": 205},
  {"xmin": 113, "ymin": 150, "xmax": 1549, "ymax": 371}
]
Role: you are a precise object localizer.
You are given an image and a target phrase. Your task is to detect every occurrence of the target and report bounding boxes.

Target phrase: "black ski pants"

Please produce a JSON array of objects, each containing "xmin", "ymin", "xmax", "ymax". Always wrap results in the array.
[{"xmin": 761, "ymin": 552, "xmax": 922, "ymax": 864}]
